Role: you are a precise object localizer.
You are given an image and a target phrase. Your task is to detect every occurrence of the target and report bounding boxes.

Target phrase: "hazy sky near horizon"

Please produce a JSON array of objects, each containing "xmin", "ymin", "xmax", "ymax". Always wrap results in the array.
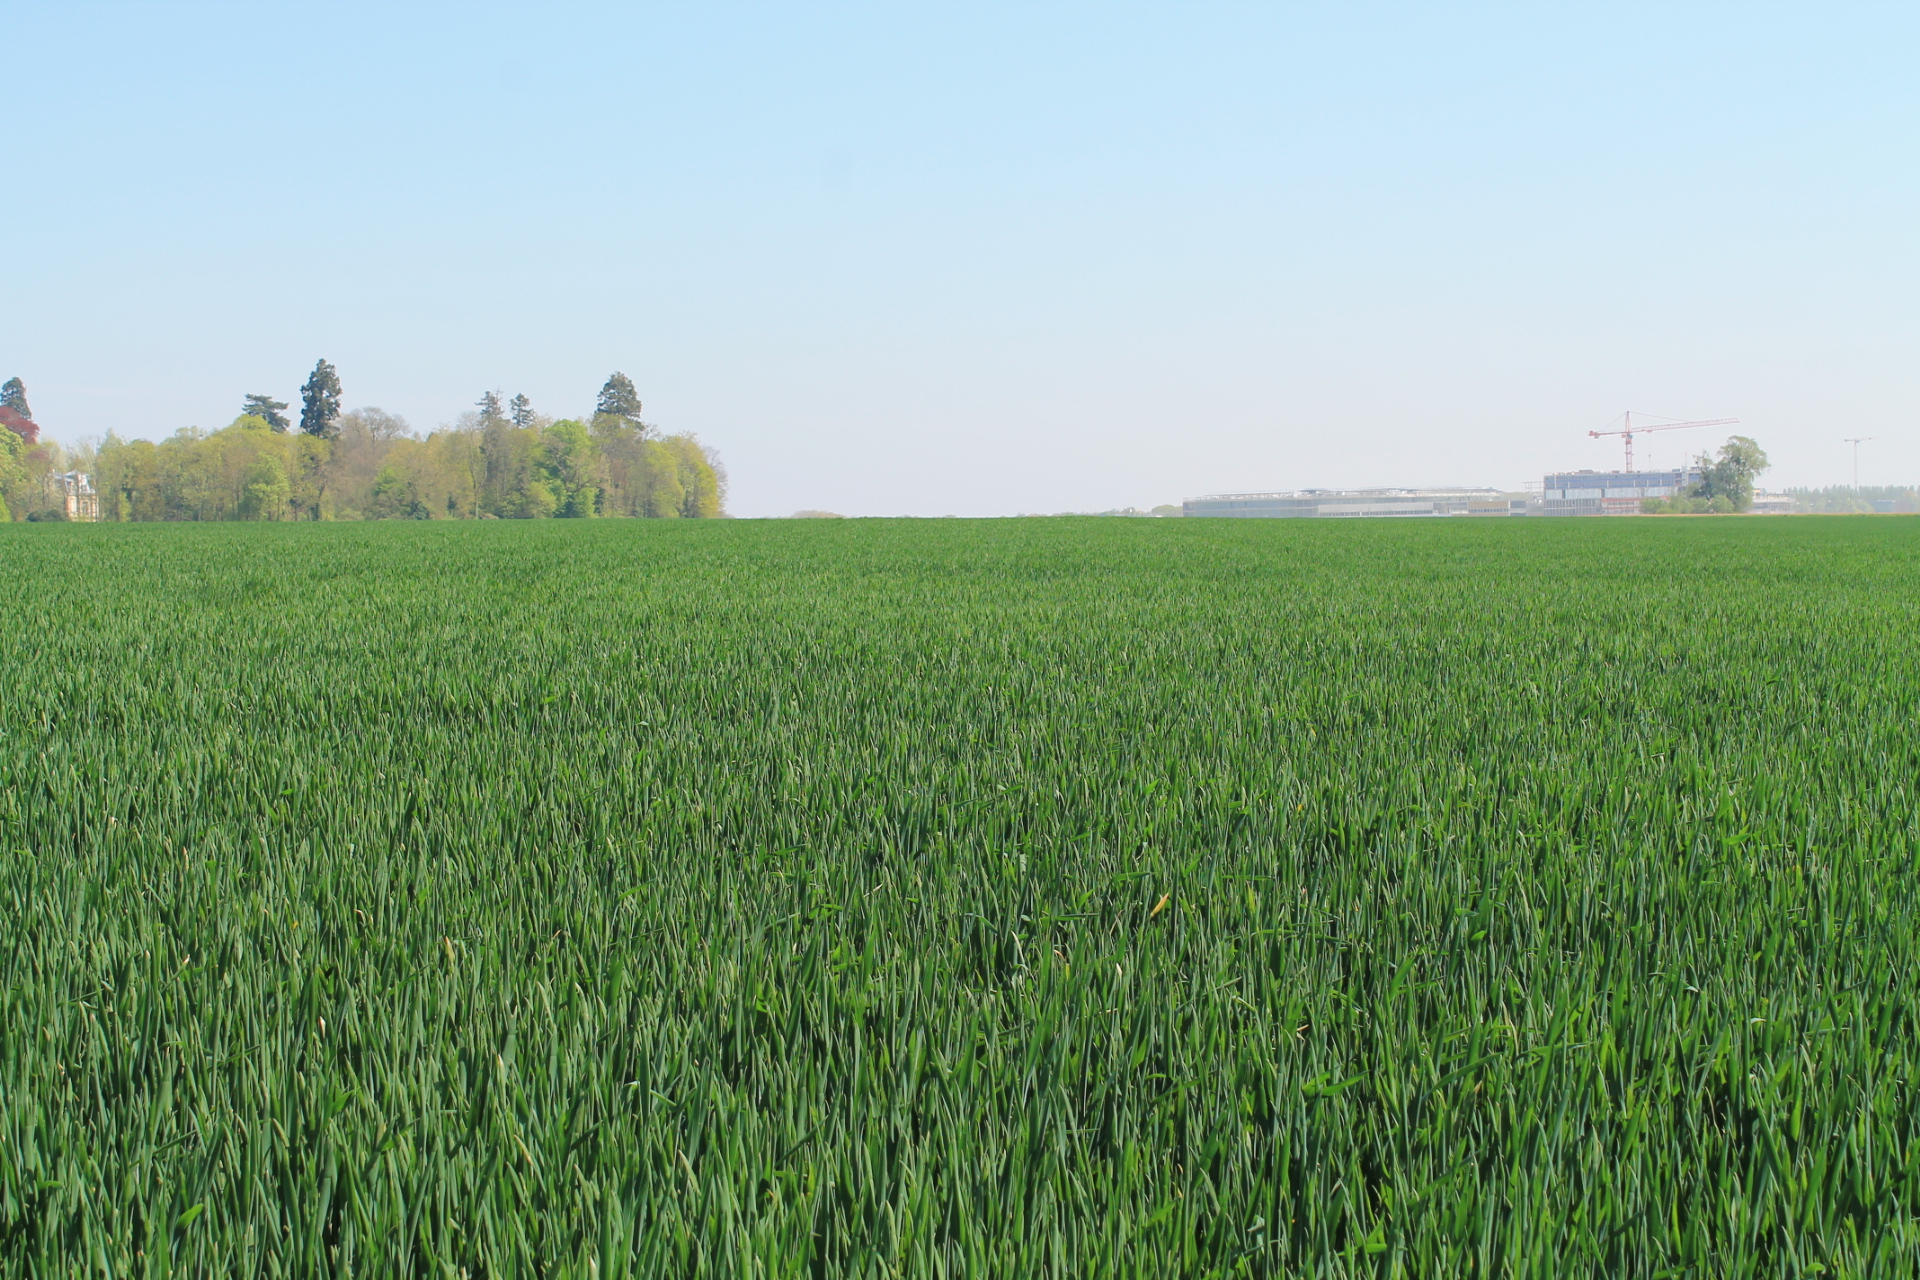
[{"xmin": 6, "ymin": 2, "xmax": 1917, "ymax": 515}]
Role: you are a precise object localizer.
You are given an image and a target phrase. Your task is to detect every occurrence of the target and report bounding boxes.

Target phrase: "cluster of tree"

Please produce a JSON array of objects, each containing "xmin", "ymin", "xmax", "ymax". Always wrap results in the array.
[
  {"xmin": 44, "ymin": 364, "xmax": 724, "ymax": 523},
  {"xmin": 1640, "ymin": 436, "xmax": 1770, "ymax": 514}
]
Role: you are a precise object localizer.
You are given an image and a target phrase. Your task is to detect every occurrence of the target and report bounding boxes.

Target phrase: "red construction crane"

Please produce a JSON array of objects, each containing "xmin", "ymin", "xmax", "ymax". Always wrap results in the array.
[{"xmin": 1588, "ymin": 412, "xmax": 1739, "ymax": 472}]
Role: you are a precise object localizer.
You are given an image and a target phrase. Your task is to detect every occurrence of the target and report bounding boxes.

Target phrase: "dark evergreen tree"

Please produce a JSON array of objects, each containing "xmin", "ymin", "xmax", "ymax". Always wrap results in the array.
[
  {"xmin": 596, "ymin": 372, "xmax": 642, "ymax": 422},
  {"xmin": 477, "ymin": 390, "xmax": 505, "ymax": 425},
  {"xmin": 299, "ymin": 360, "xmax": 343, "ymax": 439},
  {"xmin": 242, "ymin": 393, "xmax": 292, "ymax": 432},
  {"xmin": 1, "ymin": 377, "xmax": 30, "ymax": 420},
  {"xmin": 509, "ymin": 393, "xmax": 533, "ymax": 428}
]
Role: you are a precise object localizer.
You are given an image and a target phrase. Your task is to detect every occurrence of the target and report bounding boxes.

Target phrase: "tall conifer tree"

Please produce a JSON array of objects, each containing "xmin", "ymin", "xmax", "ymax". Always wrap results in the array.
[
  {"xmin": 1, "ymin": 377, "xmax": 30, "ymax": 420},
  {"xmin": 596, "ymin": 372, "xmax": 642, "ymax": 423},
  {"xmin": 299, "ymin": 360, "xmax": 342, "ymax": 438}
]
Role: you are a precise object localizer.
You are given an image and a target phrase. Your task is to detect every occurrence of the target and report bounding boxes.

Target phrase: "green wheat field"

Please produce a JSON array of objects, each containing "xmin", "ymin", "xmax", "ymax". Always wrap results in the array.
[{"xmin": 3, "ymin": 516, "xmax": 1917, "ymax": 1277}]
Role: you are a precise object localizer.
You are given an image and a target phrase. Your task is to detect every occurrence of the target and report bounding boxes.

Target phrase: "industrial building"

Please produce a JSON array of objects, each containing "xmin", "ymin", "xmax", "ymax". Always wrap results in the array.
[
  {"xmin": 1184, "ymin": 488, "xmax": 1529, "ymax": 519},
  {"xmin": 1540, "ymin": 467, "xmax": 1698, "ymax": 516},
  {"xmin": 1185, "ymin": 413, "xmax": 1748, "ymax": 520}
]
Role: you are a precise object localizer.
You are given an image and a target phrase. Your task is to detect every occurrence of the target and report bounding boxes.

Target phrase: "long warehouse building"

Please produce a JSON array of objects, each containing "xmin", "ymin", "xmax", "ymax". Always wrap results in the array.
[{"xmin": 1184, "ymin": 488, "xmax": 1529, "ymax": 518}]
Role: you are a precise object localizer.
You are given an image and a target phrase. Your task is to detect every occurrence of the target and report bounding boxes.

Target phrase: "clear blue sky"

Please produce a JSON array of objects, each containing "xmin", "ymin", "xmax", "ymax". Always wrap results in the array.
[{"xmin": 6, "ymin": 2, "xmax": 1916, "ymax": 514}]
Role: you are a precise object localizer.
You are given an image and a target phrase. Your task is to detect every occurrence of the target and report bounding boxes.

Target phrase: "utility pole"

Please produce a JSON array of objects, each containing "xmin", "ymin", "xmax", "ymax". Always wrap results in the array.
[{"xmin": 1844, "ymin": 437, "xmax": 1872, "ymax": 496}]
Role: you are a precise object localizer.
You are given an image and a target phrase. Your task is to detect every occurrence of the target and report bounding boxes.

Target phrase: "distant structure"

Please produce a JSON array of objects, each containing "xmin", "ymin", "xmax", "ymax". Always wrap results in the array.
[
  {"xmin": 1540, "ymin": 467, "xmax": 1698, "ymax": 516},
  {"xmin": 1184, "ymin": 488, "xmax": 1529, "ymax": 519},
  {"xmin": 1540, "ymin": 410, "xmax": 1738, "ymax": 515},
  {"xmin": 45, "ymin": 471, "xmax": 99, "ymax": 522}
]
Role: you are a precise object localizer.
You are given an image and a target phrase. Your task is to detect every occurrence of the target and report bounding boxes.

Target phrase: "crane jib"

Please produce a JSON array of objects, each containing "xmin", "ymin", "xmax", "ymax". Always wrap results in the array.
[{"xmin": 1587, "ymin": 414, "xmax": 1740, "ymax": 471}]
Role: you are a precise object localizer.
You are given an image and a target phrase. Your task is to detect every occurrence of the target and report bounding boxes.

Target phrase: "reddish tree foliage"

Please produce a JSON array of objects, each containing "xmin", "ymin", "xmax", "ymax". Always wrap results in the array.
[{"xmin": 0, "ymin": 406, "xmax": 38, "ymax": 445}]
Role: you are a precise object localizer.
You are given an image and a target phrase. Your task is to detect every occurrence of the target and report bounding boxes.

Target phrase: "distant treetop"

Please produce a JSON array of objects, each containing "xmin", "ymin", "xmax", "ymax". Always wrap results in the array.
[
  {"xmin": 596, "ymin": 372, "xmax": 643, "ymax": 423},
  {"xmin": 300, "ymin": 360, "xmax": 343, "ymax": 439},
  {"xmin": 242, "ymin": 393, "xmax": 291, "ymax": 432},
  {"xmin": 1, "ymin": 379, "xmax": 38, "ymax": 446},
  {"xmin": 1, "ymin": 377, "xmax": 31, "ymax": 422}
]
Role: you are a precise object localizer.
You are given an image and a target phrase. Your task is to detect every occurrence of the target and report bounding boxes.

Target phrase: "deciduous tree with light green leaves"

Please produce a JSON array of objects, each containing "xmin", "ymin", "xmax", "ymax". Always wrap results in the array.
[
  {"xmin": 0, "ymin": 419, "xmax": 30, "ymax": 520},
  {"xmin": 369, "ymin": 462, "xmax": 431, "ymax": 519},
  {"xmin": 540, "ymin": 419, "xmax": 602, "ymax": 518},
  {"xmin": 239, "ymin": 454, "xmax": 291, "ymax": 519}
]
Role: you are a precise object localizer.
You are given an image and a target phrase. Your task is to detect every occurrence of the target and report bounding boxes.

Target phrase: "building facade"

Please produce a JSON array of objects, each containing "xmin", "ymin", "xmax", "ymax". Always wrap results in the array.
[
  {"xmin": 1184, "ymin": 489, "xmax": 1529, "ymax": 519},
  {"xmin": 45, "ymin": 471, "xmax": 100, "ymax": 522},
  {"xmin": 1540, "ymin": 468, "xmax": 1698, "ymax": 516}
]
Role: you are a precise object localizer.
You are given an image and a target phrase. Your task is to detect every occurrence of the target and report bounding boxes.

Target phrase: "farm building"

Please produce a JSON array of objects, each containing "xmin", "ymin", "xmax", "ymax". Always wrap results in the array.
[{"xmin": 1183, "ymin": 488, "xmax": 1529, "ymax": 519}]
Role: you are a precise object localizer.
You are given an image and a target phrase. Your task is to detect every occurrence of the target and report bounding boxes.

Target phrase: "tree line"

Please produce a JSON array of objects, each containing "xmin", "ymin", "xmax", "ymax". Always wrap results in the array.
[{"xmin": 2, "ymin": 364, "xmax": 724, "ymax": 522}]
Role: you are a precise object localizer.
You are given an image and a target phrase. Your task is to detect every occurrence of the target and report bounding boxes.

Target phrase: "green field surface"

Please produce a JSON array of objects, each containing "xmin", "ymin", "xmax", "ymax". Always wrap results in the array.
[{"xmin": 4, "ymin": 516, "xmax": 1918, "ymax": 1277}]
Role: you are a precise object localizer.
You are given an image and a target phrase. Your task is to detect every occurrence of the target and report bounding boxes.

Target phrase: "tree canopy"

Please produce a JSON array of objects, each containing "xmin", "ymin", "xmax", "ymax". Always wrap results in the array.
[
  {"xmin": 299, "ymin": 360, "xmax": 343, "ymax": 439},
  {"xmin": 0, "ymin": 415, "xmax": 30, "ymax": 520},
  {"xmin": 242, "ymin": 393, "xmax": 291, "ymax": 432},
  {"xmin": 1695, "ymin": 436, "xmax": 1769, "ymax": 510},
  {"xmin": 1641, "ymin": 436, "xmax": 1772, "ymax": 514},
  {"xmin": 596, "ymin": 372, "xmax": 643, "ymax": 423},
  {"xmin": 1, "ymin": 377, "xmax": 30, "ymax": 421}
]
